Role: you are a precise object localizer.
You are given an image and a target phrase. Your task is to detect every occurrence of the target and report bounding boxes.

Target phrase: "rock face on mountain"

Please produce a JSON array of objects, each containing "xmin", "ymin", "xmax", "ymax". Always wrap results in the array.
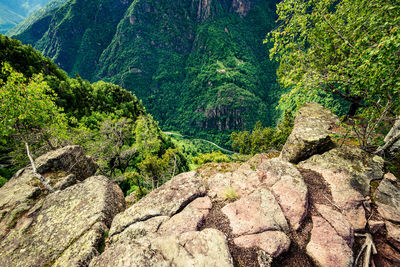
[
  {"xmin": 1, "ymin": 103, "xmax": 400, "ymax": 267},
  {"xmin": 0, "ymin": 146, "xmax": 125, "ymax": 267}
]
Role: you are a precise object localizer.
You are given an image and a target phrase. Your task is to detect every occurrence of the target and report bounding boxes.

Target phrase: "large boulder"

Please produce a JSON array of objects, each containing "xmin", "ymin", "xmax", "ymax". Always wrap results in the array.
[
  {"xmin": 91, "ymin": 171, "xmax": 234, "ymax": 267},
  {"xmin": 281, "ymin": 102, "xmax": 339, "ymax": 163},
  {"xmin": 299, "ymin": 146, "xmax": 384, "ymax": 230},
  {"xmin": 0, "ymin": 175, "xmax": 125, "ymax": 267},
  {"xmin": 109, "ymin": 171, "xmax": 206, "ymax": 238},
  {"xmin": 0, "ymin": 146, "xmax": 97, "ymax": 239},
  {"xmin": 89, "ymin": 229, "xmax": 233, "ymax": 267}
]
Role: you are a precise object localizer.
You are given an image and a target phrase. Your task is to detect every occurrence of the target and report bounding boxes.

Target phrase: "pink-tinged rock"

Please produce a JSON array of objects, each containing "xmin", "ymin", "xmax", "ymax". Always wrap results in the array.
[
  {"xmin": 299, "ymin": 164, "xmax": 366, "ymax": 230},
  {"xmin": 299, "ymin": 146, "xmax": 385, "ymax": 230},
  {"xmin": 234, "ymin": 231, "xmax": 290, "ymax": 257},
  {"xmin": 307, "ymin": 216, "xmax": 353, "ymax": 267},
  {"xmin": 258, "ymin": 158, "xmax": 308, "ymax": 230},
  {"xmin": 315, "ymin": 204, "xmax": 354, "ymax": 247},
  {"xmin": 221, "ymin": 188, "xmax": 288, "ymax": 236},
  {"xmin": 158, "ymin": 197, "xmax": 212, "ymax": 235},
  {"xmin": 386, "ymin": 221, "xmax": 400, "ymax": 250},
  {"xmin": 205, "ymin": 163, "xmax": 261, "ymax": 200}
]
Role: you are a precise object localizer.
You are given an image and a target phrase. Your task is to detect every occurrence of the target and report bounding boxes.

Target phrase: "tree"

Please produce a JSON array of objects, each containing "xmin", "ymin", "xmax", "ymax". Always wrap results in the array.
[
  {"xmin": 268, "ymin": 0, "xmax": 400, "ymax": 149},
  {"xmin": 0, "ymin": 63, "xmax": 68, "ymax": 191}
]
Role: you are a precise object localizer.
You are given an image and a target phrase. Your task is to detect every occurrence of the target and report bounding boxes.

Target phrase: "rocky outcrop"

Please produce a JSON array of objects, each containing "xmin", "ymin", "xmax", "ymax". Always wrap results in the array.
[
  {"xmin": 90, "ymin": 228, "xmax": 233, "ymax": 267},
  {"xmin": 281, "ymin": 102, "xmax": 339, "ymax": 163},
  {"xmin": 90, "ymin": 171, "xmax": 232, "ymax": 267},
  {"xmin": 2, "ymin": 104, "xmax": 399, "ymax": 267},
  {"xmin": 299, "ymin": 146, "xmax": 384, "ymax": 230},
  {"xmin": 0, "ymin": 146, "xmax": 125, "ymax": 267}
]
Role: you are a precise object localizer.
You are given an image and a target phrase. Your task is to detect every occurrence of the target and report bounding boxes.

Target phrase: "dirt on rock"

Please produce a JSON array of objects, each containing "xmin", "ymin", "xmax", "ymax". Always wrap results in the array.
[{"xmin": 199, "ymin": 201, "xmax": 259, "ymax": 267}]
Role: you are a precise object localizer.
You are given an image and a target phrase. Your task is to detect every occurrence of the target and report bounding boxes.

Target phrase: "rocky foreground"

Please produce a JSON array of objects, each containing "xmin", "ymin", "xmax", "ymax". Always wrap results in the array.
[{"xmin": 0, "ymin": 103, "xmax": 399, "ymax": 266}]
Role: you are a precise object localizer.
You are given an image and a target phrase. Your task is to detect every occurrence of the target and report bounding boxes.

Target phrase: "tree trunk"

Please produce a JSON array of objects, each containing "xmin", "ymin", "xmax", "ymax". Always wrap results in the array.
[{"xmin": 25, "ymin": 142, "xmax": 54, "ymax": 192}]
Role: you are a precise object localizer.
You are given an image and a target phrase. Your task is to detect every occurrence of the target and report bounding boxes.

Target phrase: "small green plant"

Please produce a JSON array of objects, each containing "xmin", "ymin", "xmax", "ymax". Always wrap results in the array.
[{"xmin": 224, "ymin": 187, "xmax": 238, "ymax": 202}]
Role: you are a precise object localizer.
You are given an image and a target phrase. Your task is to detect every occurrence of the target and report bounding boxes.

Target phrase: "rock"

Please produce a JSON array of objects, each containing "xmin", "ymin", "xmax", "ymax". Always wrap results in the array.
[
  {"xmin": 110, "ymin": 216, "xmax": 169, "ymax": 244},
  {"xmin": 158, "ymin": 196, "xmax": 212, "ymax": 235},
  {"xmin": 385, "ymin": 221, "xmax": 400, "ymax": 250},
  {"xmin": 258, "ymin": 158, "xmax": 308, "ymax": 230},
  {"xmin": 36, "ymin": 145, "xmax": 97, "ymax": 180},
  {"xmin": 0, "ymin": 176, "xmax": 125, "ymax": 267},
  {"xmin": 384, "ymin": 172, "xmax": 398, "ymax": 182},
  {"xmin": 89, "ymin": 239, "xmax": 169, "ymax": 267},
  {"xmin": 374, "ymin": 177, "xmax": 400, "ymax": 222},
  {"xmin": 281, "ymin": 102, "xmax": 339, "ymax": 163},
  {"xmin": 0, "ymin": 146, "xmax": 97, "ymax": 239},
  {"xmin": 315, "ymin": 204, "xmax": 354, "ymax": 247},
  {"xmin": 299, "ymin": 146, "xmax": 384, "ymax": 230},
  {"xmin": 368, "ymin": 220, "xmax": 385, "ymax": 234},
  {"xmin": 307, "ymin": 216, "xmax": 353, "ymax": 267},
  {"xmin": 109, "ymin": 171, "xmax": 206, "ymax": 238},
  {"xmin": 205, "ymin": 163, "xmax": 260, "ymax": 200},
  {"xmin": 221, "ymin": 188, "xmax": 289, "ymax": 236},
  {"xmin": 90, "ymin": 229, "xmax": 233, "ymax": 267},
  {"xmin": 234, "ymin": 231, "xmax": 290, "ymax": 257}
]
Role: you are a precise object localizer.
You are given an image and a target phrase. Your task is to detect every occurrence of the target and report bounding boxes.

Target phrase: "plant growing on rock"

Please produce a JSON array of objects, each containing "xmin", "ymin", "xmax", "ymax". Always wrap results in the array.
[{"xmin": 0, "ymin": 63, "xmax": 68, "ymax": 191}]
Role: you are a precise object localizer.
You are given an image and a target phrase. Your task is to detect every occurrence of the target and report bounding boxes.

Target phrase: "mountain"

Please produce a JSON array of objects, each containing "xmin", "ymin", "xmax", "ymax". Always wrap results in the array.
[
  {"xmin": 12, "ymin": 0, "xmax": 281, "ymax": 145},
  {"xmin": 0, "ymin": 0, "xmax": 53, "ymax": 33},
  {"xmin": 6, "ymin": 0, "xmax": 67, "ymax": 36}
]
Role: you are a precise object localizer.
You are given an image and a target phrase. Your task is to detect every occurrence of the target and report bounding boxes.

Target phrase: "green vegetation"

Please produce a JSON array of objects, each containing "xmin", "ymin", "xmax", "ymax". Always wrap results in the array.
[
  {"xmin": 0, "ymin": 35, "xmax": 188, "ymax": 195},
  {"xmin": 231, "ymin": 112, "xmax": 294, "ymax": 154},
  {"xmin": 0, "ymin": 176, "xmax": 6, "ymax": 187},
  {"xmin": 192, "ymin": 151, "xmax": 231, "ymax": 165},
  {"xmin": 12, "ymin": 0, "xmax": 281, "ymax": 146},
  {"xmin": 223, "ymin": 187, "xmax": 238, "ymax": 202},
  {"xmin": 268, "ymin": 0, "xmax": 400, "ymax": 149}
]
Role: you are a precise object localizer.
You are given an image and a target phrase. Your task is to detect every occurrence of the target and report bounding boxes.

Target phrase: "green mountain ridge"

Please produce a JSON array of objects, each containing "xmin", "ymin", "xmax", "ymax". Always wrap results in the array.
[
  {"xmin": 0, "ymin": 0, "xmax": 53, "ymax": 33},
  {"xmin": 12, "ymin": 0, "xmax": 281, "ymax": 146}
]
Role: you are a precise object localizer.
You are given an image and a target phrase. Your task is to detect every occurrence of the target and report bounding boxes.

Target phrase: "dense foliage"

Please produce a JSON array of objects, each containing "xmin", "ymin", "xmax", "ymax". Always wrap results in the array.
[
  {"xmin": 0, "ymin": 35, "xmax": 188, "ymax": 196},
  {"xmin": 231, "ymin": 112, "xmax": 294, "ymax": 154},
  {"xmin": 268, "ymin": 0, "xmax": 400, "ymax": 149},
  {"xmin": 11, "ymin": 0, "xmax": 281, "ymax": 146}
]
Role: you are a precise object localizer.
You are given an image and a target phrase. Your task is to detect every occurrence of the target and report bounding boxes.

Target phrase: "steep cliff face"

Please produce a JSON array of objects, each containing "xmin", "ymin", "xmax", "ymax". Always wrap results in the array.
[{"xmin": 12, "ymin": 0, "xmax": 280, "ymax": 143}]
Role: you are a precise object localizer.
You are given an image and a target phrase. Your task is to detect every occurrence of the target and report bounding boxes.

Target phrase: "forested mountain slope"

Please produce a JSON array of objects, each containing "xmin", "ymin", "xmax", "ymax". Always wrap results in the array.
[
  {"xmin": 12, "ymin": 0, "xmax": 280, "ymax": 145},
  {"xmin": 0, "ymin": 0, "xmax": 52, "ymax": 33}
]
